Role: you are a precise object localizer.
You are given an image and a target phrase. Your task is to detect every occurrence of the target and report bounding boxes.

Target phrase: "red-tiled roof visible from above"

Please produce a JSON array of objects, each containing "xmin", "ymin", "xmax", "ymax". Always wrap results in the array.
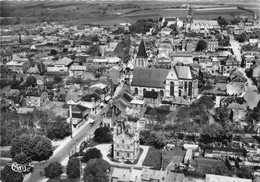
[{"xmin": 136, "ymin": 39, "xmax": 147, "ymax": 58}]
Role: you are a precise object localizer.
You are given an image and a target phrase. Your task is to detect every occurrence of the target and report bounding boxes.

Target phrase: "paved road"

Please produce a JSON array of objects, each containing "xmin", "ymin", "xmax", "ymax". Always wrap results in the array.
[
  {"xmin": 24, "ymin": 104, "xmax": 110, "ymax": 182},
  {"xmin": 230, "ymin": 34, "xmax": 242, "ymax": 62}
]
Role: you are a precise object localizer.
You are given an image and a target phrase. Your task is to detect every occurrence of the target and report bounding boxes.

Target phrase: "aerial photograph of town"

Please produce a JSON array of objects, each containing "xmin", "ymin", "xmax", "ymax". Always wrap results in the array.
[{"xmin": 0, "ymin": 0, "xmax": 259, "ymax": 181}]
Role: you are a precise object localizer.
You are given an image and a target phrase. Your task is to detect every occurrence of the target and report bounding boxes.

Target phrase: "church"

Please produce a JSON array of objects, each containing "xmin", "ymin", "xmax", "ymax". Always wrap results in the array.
[
  {"xmin": 185, "ymin": 5, "xmax": 219, "ymax": 32},
  {"xmin": 131, "ymin": 65, "xmax": 198, "ymax": 99}
]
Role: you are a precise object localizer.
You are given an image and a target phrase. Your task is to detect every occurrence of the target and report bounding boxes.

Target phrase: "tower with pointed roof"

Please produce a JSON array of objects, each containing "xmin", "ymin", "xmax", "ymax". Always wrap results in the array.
[
  {"xmin": 123, "ymin": 23, "xmax": 131, "ymax": 63},
  {"xmin": 186, "ymin": 4, "xmax": 193, "ymax": 32},
  {"xmin": 134, "ymin": 39, "xmax": 148, "ymax": 67}
]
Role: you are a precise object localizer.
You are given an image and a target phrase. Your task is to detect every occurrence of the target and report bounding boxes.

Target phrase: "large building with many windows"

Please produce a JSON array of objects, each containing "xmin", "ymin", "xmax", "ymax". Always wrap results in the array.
[
  {"xmin": 113, "ymin": 119, "xmax": 140, "ymax": 163},
  {"xmin": 130, "ymin": 66, "xmax": 198, "ymax": 99}
]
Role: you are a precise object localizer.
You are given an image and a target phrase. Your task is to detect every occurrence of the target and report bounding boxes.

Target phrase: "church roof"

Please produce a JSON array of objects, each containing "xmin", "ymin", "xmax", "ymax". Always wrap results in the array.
[
  {"xmin": 131, "ymin": 68, "xmax": 169, "ymax": 88},
  {"xmin": 136, "ymin": 39, "xmax": 147, "ymax": 58}
]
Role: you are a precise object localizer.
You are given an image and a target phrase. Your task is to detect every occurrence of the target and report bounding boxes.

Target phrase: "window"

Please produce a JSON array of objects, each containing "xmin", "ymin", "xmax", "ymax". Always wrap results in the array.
[
  {"xmin": 117, "ymin": 152, "xmax": 119, "ymax": 156},
  {"xmin": 134, "ymin": 88, "xmax": 138, "ymax": 95},
  {"xmin": 127, "ymin": 146, "xmax": 130, "ymax": 149},
  {"xmin": 160, "ymin": 90, "xmax": 164, "ymax": 97},
  {"xmin": 117, "ymin": 145, "xmax": 119, "ymax": 148},
  {"xmin": 127, "ymin": 153, "xmax": 130, "ymax": 158},
  {"xmin": 122, "ymin": 139, "xmax": 124, "ymax": 144},
  {"xmin": 143, "ymin": 89, "xmax": 147, "ymax": 96},
  {"xmin": 152, "ymin": 89, "xmax": 155, "ymax": 92},
  {"xmin": 170, "ymin": 82, "xmax": 174, "ymax": 96}
]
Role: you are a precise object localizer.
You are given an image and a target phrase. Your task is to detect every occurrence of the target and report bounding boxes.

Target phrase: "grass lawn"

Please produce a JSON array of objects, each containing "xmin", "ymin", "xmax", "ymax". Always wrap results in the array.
[
  {"xmin": 143, "ymin": 147, "xmax": 161, "ymax": 170},
  {"xmin": 162, "ymin": 147, "xmax": 186, "ymax": 170},
  {"xmin": 195, "ymin": 158, "xmax": 223, "ymax": 172},
  {"xmin": 0, "ymin": 150, "xmax": 11, "ymax": 158}
]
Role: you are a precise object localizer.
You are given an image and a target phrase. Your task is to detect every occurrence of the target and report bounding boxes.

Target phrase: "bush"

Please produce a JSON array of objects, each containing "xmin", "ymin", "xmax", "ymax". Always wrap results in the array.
[{"xmin": 44, "ymin": 162, "xmax": 63, "ymax": 179}]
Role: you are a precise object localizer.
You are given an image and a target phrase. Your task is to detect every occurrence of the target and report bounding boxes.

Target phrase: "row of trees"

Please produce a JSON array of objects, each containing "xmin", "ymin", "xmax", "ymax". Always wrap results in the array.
[{"xmin": 44, "ymin": 148, "xmax": 108, "ymax": 181}]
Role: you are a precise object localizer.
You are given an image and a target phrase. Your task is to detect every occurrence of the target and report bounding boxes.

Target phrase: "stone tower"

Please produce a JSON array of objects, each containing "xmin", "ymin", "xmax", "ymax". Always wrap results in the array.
[{"xmin": 186, "ymin": 4, "xmax": 193, "ymax": 32}]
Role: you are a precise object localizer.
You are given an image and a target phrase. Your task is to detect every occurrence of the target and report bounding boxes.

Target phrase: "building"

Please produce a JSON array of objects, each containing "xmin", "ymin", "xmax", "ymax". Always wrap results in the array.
[
  {"xmin": 134, "ymin": 39, "xmax": 148, "ymax": 67},
  {"xmin": 6, "ymin": 61, "xmax": 24, "ymax": 74},
  {"xmin": 191, "ymin": 20, "xmax": 220, "ymax": 31},
  {"xmin": 69, "ymin": 65, "xmax": 86, "ymax": 76},
  {"xmin": 113, "ymin": 119, "xmax": 140, "ymax": 163},
  {"xmin": 169, "ymin": 53, "xmax": 193, "ymax": 66},
  {"xmin": 205, "ymin": 174, "xmax": 252, "ymax": 182},
  {"xmin": 206, "ymin": 38, "xmax": 218, "ymax": 52},
  {"xmin": 131, "ymin": 66, "xmax": 198, "ymax": 99}
]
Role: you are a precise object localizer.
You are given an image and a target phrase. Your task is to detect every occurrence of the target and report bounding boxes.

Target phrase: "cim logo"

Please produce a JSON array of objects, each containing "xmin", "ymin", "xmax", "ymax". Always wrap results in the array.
[{"xmin": 7, "ymin": 162, "xmax": 34, "ymax": 173}]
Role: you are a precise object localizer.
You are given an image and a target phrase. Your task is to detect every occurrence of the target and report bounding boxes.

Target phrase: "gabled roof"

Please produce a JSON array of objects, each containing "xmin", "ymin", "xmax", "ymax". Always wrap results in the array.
[
  {"xmin": 136, "ymin": 39, "xmax": 147, "ymax": 58},
  {"xmin": 227, "ymin": 102, "xmax": 244, "ymax": 110},
  {"xmin": 131, "ymin": 68, "xmax": 169, "ymax": 88},
  {"xmin": 174, "ymin": 66, "xmax": 193, "ymax": 80},
  {"xmin": 55, "ymin": 57, "xmax": 73, "ymax": 66}
]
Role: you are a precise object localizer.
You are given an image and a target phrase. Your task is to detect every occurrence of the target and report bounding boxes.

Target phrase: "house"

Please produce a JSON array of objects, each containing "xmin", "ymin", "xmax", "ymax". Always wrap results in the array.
[
  {"xmin": 221, "ymin": 56, "xmax": 240, "ymax": 77},
  {"xmin": 108, "ymin": 66, "xmax": 122, "ymax": 86},
  {"xmin": 141, "ymin": 168, "xmax": 168, "ymax": 182},
  {"xmin": 53, "ymin": 57, "xmax": 73, "ymax": 72},
  {"xmin": 6, "ymin": 61, "xmax": 24, "ymax": 74},
  {"xmin": 78, "ymin": 93, "xmax": 100, "ymax": 113},
  {"xmin": 67, "ymin": 104, "xmax": 90, "ymax": 127},
  {"xmin": 111, "ymin": 168, "xmax": 142, "ymax": 182},
  {"xmin": 244, "ymin": 55, "xmax": 255, "ymax": 69},
  {"xmin": 130, "ymin": 99, "xmax": 146, "ymax": 110},
  {"xmin": 184, "ymin": 149, "xmax": 193, "ymax": 164},
  {"xmin": 131, "ymin": 66, "xmax": 198, "ymax": 99},
  {"xmin": 205, "ymin": 174, "xmax": 252, "ymax": 182},
  {"xmin": 199, "ymin": 58, "xmax": 213, "ymax": 73},
  {"xmin": 226, "ymin": 82, "xmax": 245, "ymax": 96},
  {"xmin": 206, "ymin": 38, "xmax": 218, "ymax": 52},
  {"xmin": 204, "ymin": 146, "xmax": 245, "ymax": 159},
  {"xmin": 169, "ymin": 53, "xmax": 193, "ymax": 66},
  {"xmin": 17, "ymin": 107, "xmax": 35, "ymax": 122},
  {"xmin": 191, "ymin": 20, "xmax": 220, "ymax": 31},
  {"xmin": 102, "ymin": 103, "xmax": 123, "ymax": 128},
  {"xmin": 113, "ymin": 119, "xmax": 140, "ymax": 163},
  {"xmin": 161, "ymin": 17, "xmax": 178, "ymax": 27},
  {"xmin": 24, "ymin": 87, "xmax": 47, "ymax": 107},
  {"xmin": 143, "ymin": 91, "xmax": 160, "ymax": 105},
  {"xmin": 227, "ymin": 102, "xmax": 246, "ymax": 121},
  {"xmin": 134, "ymin": 39, "xmax": 148, "ymax": 67},
  {"xmin": 69, "ymin": 65, "xmax": 86, "ymax": 76}
]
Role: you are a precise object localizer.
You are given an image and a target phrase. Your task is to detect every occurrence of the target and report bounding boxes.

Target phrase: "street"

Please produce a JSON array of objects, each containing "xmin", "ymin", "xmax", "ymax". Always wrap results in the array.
[
  {"xmin": 229, "ymin": 34, "xmax": 242, "ymax": 63},
  {"xmin": 24, "ymin": 98, "xmax": 111, "ymax": 182}
]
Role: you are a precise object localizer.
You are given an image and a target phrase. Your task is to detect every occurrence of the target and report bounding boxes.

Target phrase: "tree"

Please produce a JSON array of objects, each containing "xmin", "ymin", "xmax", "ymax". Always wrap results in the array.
[
  {"xmin": 10, "ymin": 135, "xmax": 53, "ymax": 162},
  {"xmin": 235, "ymin": 33, "xmax": 247, "ymax": 43},
  {"xmin": 53, "ymin": 76, "xmax": 62, "ymax": 83},
  {"xmin": 196, "ymin": 96, "xmax": 215, "ymax": 112},
  {"xmin": 217, "ymin": 16, "xmax": 228, "ymax": 27},
  {"xmin": 10, "ymin": 135, "xmax": 32, "ymax": 158},
  {"xmin": 84, "ymin": 158, "xmax": 110, "ymax": 182},
  {"xmin": 66, "ymin": 157, "xmax": 80, "ymax": 179},
  {"xmin": 82, "ymin": 148, "xmax": 102, "ymax": 163},
  {"xmin": 163, "ymin": 20, "xmax": 168, "ymax": 27},
  {"xmin": 236, "ymin": 167, "xmax": 254, "ymax": 179},
  {"xmin": 0, "ymin": 165, "xmax": 24, "ymax": 182},
  {"xmin": 94, "ymin": 127, "xmax": 112, "ymax": 143},
  {"xmin": 195, "ymin": 40, "xmax": 207, "ymax": 52},
  {"xmin": 32, "ymin": 136, "xmax": 53, "ymax": 161},
  {"xmin": 44, "ymin": 162, "xmax": 63, "ymax": 179},
  {"xmin": 24, "ymin": 75, "xmax": 37, "ymax": 87},
  {"xmin": 46, "ymin": 117, "xmax": 71, "ymax": 140},
  {"xmin": 13, "ymin": 153, "xmax": 31, "ymax": 165}
]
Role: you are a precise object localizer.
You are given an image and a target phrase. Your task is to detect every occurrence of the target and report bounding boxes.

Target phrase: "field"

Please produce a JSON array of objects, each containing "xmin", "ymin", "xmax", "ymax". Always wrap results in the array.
[{"xmin": 125, "ymin": 7, "xmax": 253, "ymax": 21}]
